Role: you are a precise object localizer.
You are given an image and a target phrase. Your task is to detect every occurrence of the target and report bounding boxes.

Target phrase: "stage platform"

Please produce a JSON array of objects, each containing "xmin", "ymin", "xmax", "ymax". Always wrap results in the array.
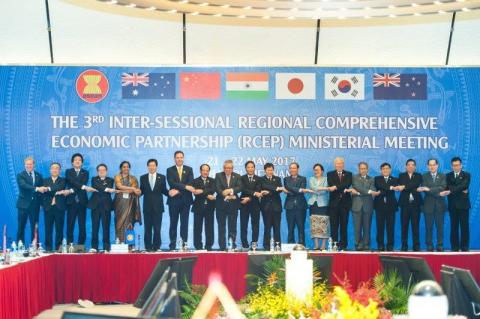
[{"xmin": 1, "ymin": 251, "xmax": 479, "ymax": 319}]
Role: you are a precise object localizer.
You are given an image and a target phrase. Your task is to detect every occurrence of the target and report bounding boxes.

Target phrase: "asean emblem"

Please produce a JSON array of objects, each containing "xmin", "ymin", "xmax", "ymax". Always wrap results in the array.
[{"xmin": 76, "ymin": 69, "xmax": 109, "ymax": 103}]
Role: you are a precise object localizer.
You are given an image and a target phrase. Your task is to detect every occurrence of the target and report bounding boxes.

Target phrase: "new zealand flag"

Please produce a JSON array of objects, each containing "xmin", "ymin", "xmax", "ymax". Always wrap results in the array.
[{"xmin": 373, "ymin": 73, "xmax": 427, "ymax": 100}]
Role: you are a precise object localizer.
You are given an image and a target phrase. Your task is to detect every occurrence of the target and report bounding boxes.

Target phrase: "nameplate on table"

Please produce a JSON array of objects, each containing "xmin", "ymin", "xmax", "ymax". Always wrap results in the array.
[{"xmin": 110, "ymin": 244, "xmax": 129, "ymax": 253}]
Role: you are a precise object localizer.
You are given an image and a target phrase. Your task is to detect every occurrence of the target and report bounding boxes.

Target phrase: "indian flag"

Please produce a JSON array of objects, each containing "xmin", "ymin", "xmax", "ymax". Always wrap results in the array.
[{"xmin": 225, "ymin": 72, "xmax": 269, "ymax": 99}]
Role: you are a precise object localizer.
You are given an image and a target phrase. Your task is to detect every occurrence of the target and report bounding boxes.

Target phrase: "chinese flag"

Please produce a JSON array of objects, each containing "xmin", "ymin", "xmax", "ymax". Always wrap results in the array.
[{"xmin": 180, "ymin": 72, "xmax": 221, "ymax": 100}]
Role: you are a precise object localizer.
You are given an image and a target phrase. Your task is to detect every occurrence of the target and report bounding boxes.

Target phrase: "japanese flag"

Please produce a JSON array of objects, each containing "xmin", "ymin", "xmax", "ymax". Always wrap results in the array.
[{"xmin": 275, "ymin": 73, "xmax": 316, "ymax": 100}]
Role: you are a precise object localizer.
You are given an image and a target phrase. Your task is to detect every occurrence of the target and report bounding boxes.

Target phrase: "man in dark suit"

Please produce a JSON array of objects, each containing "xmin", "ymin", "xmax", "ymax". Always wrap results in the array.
[
  {"xmin": 16, "ymin": 156, "xmax": 46, "ymax": 244},
  {"xmin": 260, "ymin": 163, "xmax": 284, "ymax": 251},
  {"xmin": 166, "ymin": 151, "xmax": 194, "ymax": 250},
  {"xmin": 215, "ymin": 159, "xmax": 242, "ymax": 250},
  {"xmin": 397, "ymin": 159, "xmax": 423, "ymax": 251},
  {"xmin": 350, "ymin": 162, "xmax": 379, "ymax": 251},
  {"xmin": 327, "ymin": 157, "xmax": 353, "ymax": 250},
  {"xmin": 140, "ymin": 159, "xmax": 169, "ymax": 251},
  {"xmin": 65, "ymin": 153, "xmax": 96, "ymax": 245},
  {"xmin": 42, "ymin": 162, "xmax": 67, "ymax": 251},
  {"xmin": 283, "ymin": 162, "xmax": 308, "ymax": 245},
  {"xmin": 446, "ymin": 157, "xmax": 470, "ymax": 251},
  {"xmin": 88, "ymin": 164, "xmax": 116, "ymax": 251},
  {"xmin": 374, "ymin": 163, "xmax": 399, "ymax": 251},
  {"xmin": 240, "ymin": 161, "xmax": 262, "ymax": 249},
  {"xmin": 191, "ymin": 164, "xmax": 216, "ymax": 250},
  {"xmin": 418, "ymin": 158, "xmax": 449, "ymax": 252}
]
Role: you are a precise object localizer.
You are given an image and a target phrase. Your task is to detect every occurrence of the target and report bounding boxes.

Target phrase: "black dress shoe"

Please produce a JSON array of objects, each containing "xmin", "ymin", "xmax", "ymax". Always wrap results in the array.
[
  {"xmin": 401, "ymin": 246, "xmax": 408, "ymax": 251},
  {"xmin": 386, "ymin": 246, "xmax": 393, "ymax": 251},
  {"xmin": 436, "ymin": 247, "xmax": 444, "ymax": 252},
  {"xmin": 427, "ymin": 247, "xmax": 434, "ymax": 252},
  {"xmin": 413, "ymin": 246, "xmax": 420, "ymax": 252},
  {"xmin": 378, "ymin": 246, "xmax": 385, "ymax": 251},
  {"xmin": 461, "ymin": 248, "xmax": 470, "ymax": 252}
]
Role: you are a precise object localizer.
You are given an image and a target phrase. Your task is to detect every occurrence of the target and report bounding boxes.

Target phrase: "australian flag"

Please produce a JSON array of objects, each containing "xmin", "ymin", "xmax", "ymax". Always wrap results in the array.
[
  {"xmin": 373, "ymin": 73, "xmax": 427, "ymax": 100},
  {"xmin": 121, "ymin": 73, "xmax": 175, "ymax": 99}
]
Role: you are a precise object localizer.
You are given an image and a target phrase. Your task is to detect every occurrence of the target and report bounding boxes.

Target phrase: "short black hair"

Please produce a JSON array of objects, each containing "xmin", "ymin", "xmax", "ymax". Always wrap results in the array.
[
  {"xmin": 451, "ymin": 156, "xmax": 462, "ymax": 164},
  {"xmin": 289, "ymin": 162, "xmax": 299, "ymax": 169},
  {"xmin": 427, "ymin": 158, "xmax": 438, "ymax": 165},
  {"xmin": 406, "ymin": 159, "xmax": 416, "ymax": 166},
  {"xmin": 71, "ymin": 153, "xmax": 84, "ymax": 163},
  {"xmin": 96, "ymin": 163, "xmax": 108, "ymax": 171},
  {"xmin": 50, "ymin": 162, "xmax": 61, "ymax": 168},
  {"xmin": 264, "ymin": 163, "xmax": 274, "ymax": 170},
  {"xmin": 174, "ymin": 150, "xmax": 184, "ymax": 157},
  {"xmin": 147, "ymin": 159, "xmax": 158, "ymax": 166},
  {"xmin": 380, "ymin": 162, "xmax": 391, "ymax": 169},
  {"xmin": 245, "ymin": 160, "xmax": 255, "ymax": 168},
  {"xmin": 119, "ymin": 161, "xmax": 131, "ymax": 170},
  {"xmin": 200, "ymin": 163, "xmax": 210, "ymax": 171},
  {"xmin": 313, "ymin": 163, "xmax": 324, "ymax": 172}
]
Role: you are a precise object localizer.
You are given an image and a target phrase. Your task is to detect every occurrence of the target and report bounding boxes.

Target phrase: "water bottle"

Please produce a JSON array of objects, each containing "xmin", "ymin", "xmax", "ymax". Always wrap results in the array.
[
  {"xmin": 18, "ymin": 240, "xmax": 24, "ymax": 254},
  {"xmin": 115, "ymin": 237, "xmax": 120, "ymax": 245},
  {"xmin": 327, "ymin": 237, "xmax": 333, "ymax": 252},
  {"xmin": 227, "ymin": 237, "xmax": 233, "ymax": 252},
  {"xmin": 62, "ymin": 238, "xmax": 67, "ymax": 253},
  {"xmin": 177, "ymin": 238, "xmax": 184, "ymax": 251},
  {"xmin": 4, "ymin": 249, "xmax": 11, "ymax": 265},
  {"xmin": 68, "ymin": 243, "xmax": 74, "ymax": 254},
  {"xmin": 11, "ymin": 241, "xmax": 17, "ymax": 253},
  {"xmin": 38, "ymin": 243, "xmax": 44, "ymax": 255},
  {"xmin": 270, "ymin": 238, "xmax": 275, "ymax": 252}
]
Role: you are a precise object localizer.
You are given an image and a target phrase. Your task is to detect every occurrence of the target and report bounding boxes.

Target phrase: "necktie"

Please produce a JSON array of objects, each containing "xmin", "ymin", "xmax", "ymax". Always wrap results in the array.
[
  {"xmin": 226, "ymin": 175, "xmax": 231, "ymax": 187},
  {"xmin": 338, "ymin": 171, "xmax": 342, "ymax": 182},
  {"xmin": 455, "ymin": 172, "xmax": 458, "ymax": 179},
  {"xmin": 203, "ymin": 178, "xmax": 207, "ymax": 185},
  {"xmin": 249, "ymin": 176, "xmax": 253, "ymax": 183},
  {"xmin": 76, "ymin": 170, "xmax": 80, "ymax": 177},
  {"xmin": 177, "ymin": 167, "xmax": 182, "ymax": 180},
  {"xmin": 150, "ymin": 174, "xmax": 155, "ymax": 190},
  {"xmin": 28, "ymin": 172, "xmax": 35, "ymax": 186},
  {"xmin": 432, "ymin": 174, "xmax": 436, "ymax": 182},
  {"xmin": 384, "ymin": 176, "xmax": 388, "ymax": 183}
]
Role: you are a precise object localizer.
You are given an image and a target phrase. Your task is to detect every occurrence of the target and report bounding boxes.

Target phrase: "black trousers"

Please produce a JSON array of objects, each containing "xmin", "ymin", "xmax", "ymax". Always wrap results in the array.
[
  {"xmin": 400, "ymin": 204, "xmax": 420, "ymax": 249},
  {"xmin": 168, "ymin": 204, "xmax": 190, "ymax": 250},
  {"xmin": 91, "ymin": 208, "xmax": 112, "ymax": 251},
  {"xmin": 193, "ymin": 207, "xmax": 214, "ymax": 250},
  {"xmin": 328, "ymin": 205, "xmax": 350, "ymax": 250},
  {"xmin": 450, "ymin": 208, "xmax": 469, "ymax": 251},
  {"xmin": 216, "ymin": 207, "xmax": 238, "ymax": 250},
  {"xmin": 375, "ymin": 208, "xmax": 395, "ymax": 250},
  {"xmin": 66, "ymin": 203, "xmax": 87, "ymax": 245},
  {"xmin": 240, "ymin": 203, "xmax": 260, "ymax": 248},
  {"xmin": 143, "ymin": 210, "xmax": 162, "ymax": 251},
  {"xmin": 17, "ymin": 203, "xmax": 40, "ymax": 244},
  {"xmin": 262, "ymin": 209, "xmax": 281, "ymax": 251},
  {"xmin": 286, "ymin": 208, "xmax": 306, "ymax": 245},
  {"xmin": 44, "ymin": 206, "xmax": 65, "ymax": 251}
]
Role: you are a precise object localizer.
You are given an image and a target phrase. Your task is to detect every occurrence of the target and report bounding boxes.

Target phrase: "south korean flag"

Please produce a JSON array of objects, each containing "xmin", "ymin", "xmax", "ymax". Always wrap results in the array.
[{"xmin": 324, "ymin": 74, "xmax": 365, "ymax": 100}]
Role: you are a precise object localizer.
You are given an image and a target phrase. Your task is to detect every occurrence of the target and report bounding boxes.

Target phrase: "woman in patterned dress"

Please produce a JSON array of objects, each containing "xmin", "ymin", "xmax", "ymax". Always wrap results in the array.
[{"xmin": 308, "ymin": 163, "xmax": 330, "ymax": 250}]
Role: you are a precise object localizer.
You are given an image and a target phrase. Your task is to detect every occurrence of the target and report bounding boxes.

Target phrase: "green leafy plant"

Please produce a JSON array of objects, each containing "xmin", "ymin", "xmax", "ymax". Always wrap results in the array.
[
  {"xmin": 178, "ymin": 280, "xmax": 207, "ymax": 319},
  {"xmin": 373, "ymin": 270, "xmax": 413, "ymax": 315}
]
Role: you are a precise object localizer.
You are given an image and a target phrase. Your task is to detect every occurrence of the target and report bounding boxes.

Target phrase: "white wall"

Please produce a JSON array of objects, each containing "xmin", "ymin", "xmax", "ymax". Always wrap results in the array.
[{"xmin": 0, "ymin": 0, "xmax": 478, "ymax": 66}]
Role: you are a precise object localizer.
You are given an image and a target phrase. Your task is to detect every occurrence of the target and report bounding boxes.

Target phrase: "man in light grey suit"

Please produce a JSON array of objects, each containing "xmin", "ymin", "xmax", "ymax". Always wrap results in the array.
[
  {"xmin": 350, "ymin": 162, "xmax": 380, "ymax": 251},
  {"xmin": 418, "ymin": 158, "xmax": 449, "ymax": 252}
]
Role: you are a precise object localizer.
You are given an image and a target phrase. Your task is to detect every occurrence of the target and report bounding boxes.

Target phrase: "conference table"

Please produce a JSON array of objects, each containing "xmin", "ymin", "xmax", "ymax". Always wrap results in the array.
[{"xmin": 1, "ymin": 251, "xmax": 480, "ymax": 319}]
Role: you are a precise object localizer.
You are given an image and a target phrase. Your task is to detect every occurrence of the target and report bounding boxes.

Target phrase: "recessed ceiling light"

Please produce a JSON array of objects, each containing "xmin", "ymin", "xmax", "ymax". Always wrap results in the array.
[
  {"xmin": 191, "ymin": 11, "xmax": 199, "ymax": 15},
  {"xmin": 389, "ymin": 14, "xmax": 396, "ymax": 18},
  {"xmin": 244, "ymin": 6, "xmax": 251, "ymax": 9},
  {"xmin": 125, "ymin": 3, "xmax": 136, "ymax": 8},
  {"xmin": 221, "ymin": 4, "xmax": 229, "ymax": 8},
  {"xmin": 262, "ymin": 15, "xmax": 270, "ymax": 19},
  {"xmin": 106, "ymin": 0, "xmax": 117, "ymax": 4},
  {"xmin": 411, "ymin": 3, "xmax": 419, "ymax": 7},
  {"xmin": 388, "ymin": 5, "xmax": 395, "ymax": 9},
  {"xmin": 462, "ymin": 7, "xmax": 471, "ymax": 11},
  {"xmin": 199, "ymin": 2, "xmax": 209, "ymax": 6},
  {"xmin": 438, "ymin": 10, "xmax": 446, "ymax": 14}
]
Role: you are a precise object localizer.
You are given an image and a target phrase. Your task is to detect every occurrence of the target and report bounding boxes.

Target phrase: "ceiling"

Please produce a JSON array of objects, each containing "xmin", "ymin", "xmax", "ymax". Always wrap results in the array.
[{"xmin": 88, "ymin": 0, "xmax": 479, "ymax": 21}]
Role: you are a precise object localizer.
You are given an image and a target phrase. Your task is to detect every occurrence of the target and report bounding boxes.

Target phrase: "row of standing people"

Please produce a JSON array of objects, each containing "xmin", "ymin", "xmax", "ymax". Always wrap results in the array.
[{"xmin": 16, "ymin": 152, "xmax": 470, "ymax": 252}]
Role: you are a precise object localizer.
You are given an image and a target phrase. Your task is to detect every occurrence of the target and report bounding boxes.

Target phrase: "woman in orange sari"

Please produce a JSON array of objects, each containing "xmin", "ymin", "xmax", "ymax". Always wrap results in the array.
[{"xmin": 113, "ymin": 161, "xmax": 142, "ymax": 243}]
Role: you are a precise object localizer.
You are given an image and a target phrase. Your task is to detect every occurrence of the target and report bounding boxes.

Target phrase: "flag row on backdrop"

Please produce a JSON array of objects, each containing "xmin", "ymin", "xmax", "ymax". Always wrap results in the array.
[{"xmin": 120, "ymin": 72, "xmax": 427, "ymax": 101}]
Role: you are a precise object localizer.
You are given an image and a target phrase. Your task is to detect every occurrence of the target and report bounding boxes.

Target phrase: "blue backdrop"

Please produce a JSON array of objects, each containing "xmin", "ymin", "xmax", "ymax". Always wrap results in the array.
[{"xmin": 0, "ymin": 66, "xmax": 479, "ymax": 250}]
